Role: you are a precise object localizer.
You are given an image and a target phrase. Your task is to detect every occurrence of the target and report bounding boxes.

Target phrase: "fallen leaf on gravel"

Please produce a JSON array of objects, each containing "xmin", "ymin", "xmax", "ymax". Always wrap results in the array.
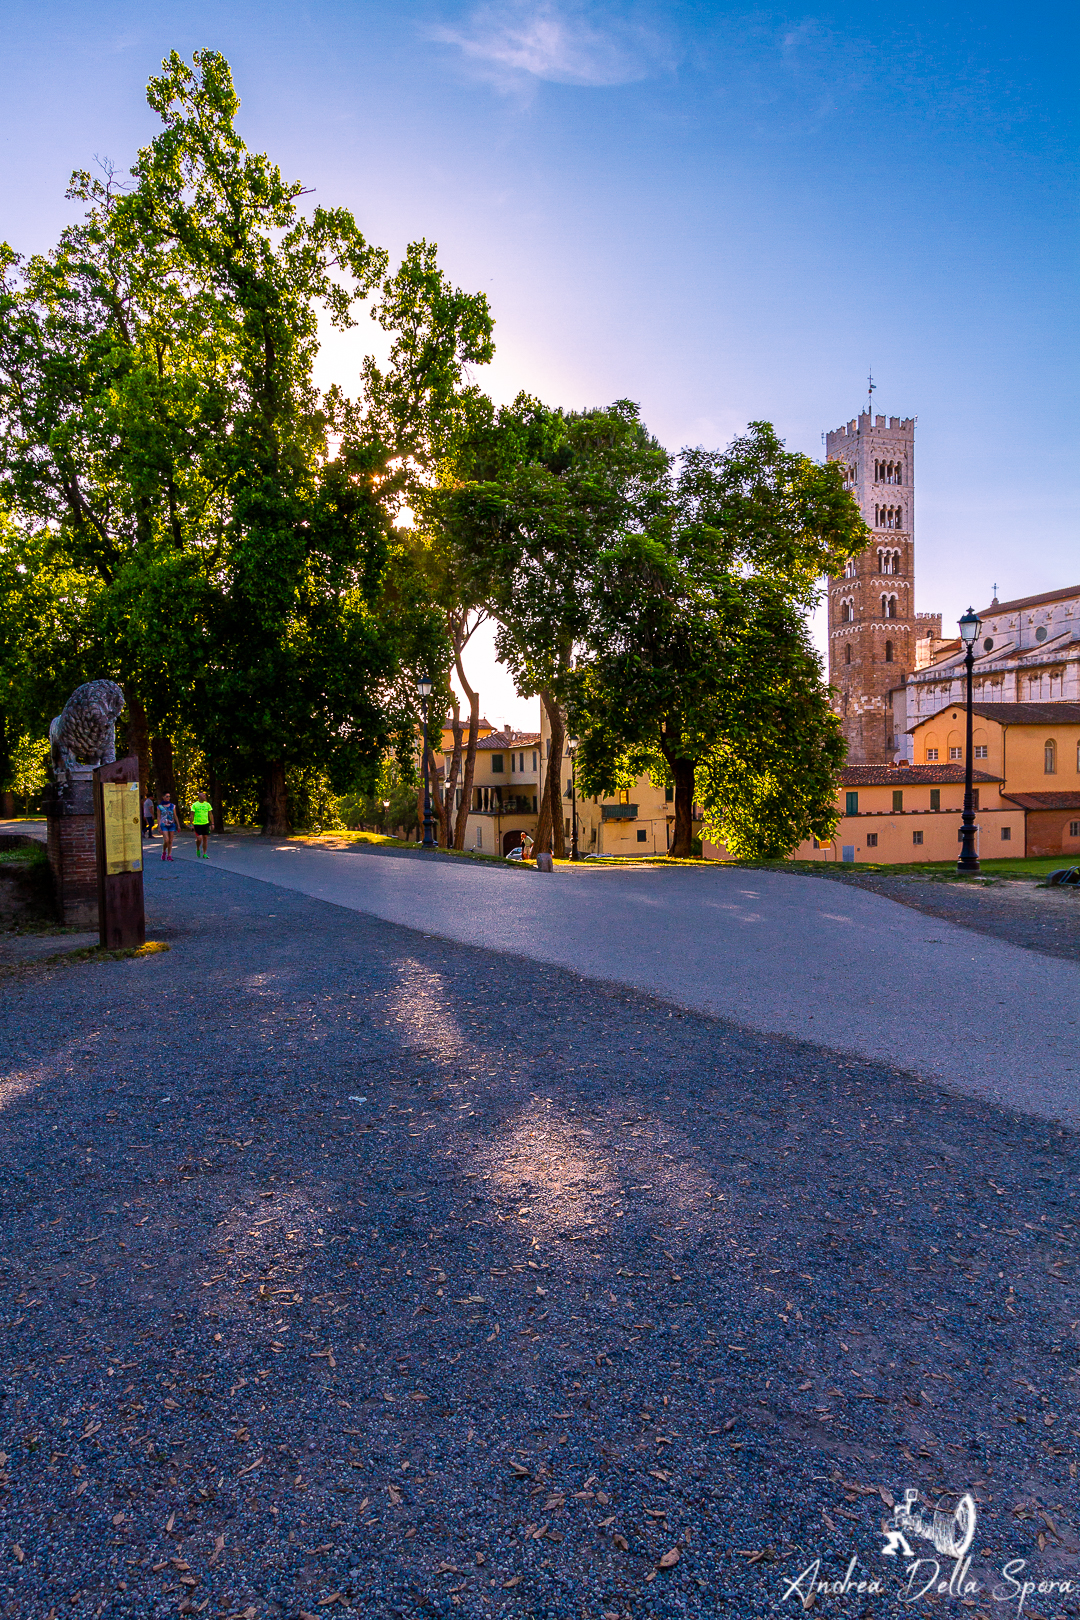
[
  {"xmin": 237, "ymin": 1456, "xmax": 264, "ymax": 1477},
  {"xmin": 508, "ymin": 1462, "xmax": 529, "ymax": 1478},
  {"xmin": 822, "ymin": 1512, "xmax": 837, "ymax": 1531},
  {"xmin": 312, "ymin": 1349, "xmax": 337, "ymax": 1367},
  {"xmin": 166, "ymin": 1513, "xmax": 175, "ymax": 1532},
  {"xmin": 437, "ymin": 1562, "xmax": 462, "ymax": 1574},
  {"xmin": 13, "ymin": 1547, "xmax": 24, "ymax": 1565},
  {"xmin": 878, "ymin": 1487, "xmax": 894, "ymax": 1508},
  {"xmin": 387, "ymin": 1486, "xmax": 402, "ymax": 1505},
  {"xmin": 649, "ymin": 1470, "xmax": 672, "ymax": 1483},
  {"xmin": 735, "ymin": 1549, "xmax": 764, "ymax": 1564},
  {"xmin": 598, "ymin": 1516, "xmax": 616, "ymax": 1529},
  {"xmin": 209, "ymin": 1534, "xmax": 225, "ymax": 1566},
  {"xmin": 111, "ymin": 1511, "xmax": 125, "ymax": 1526},
  {"xmin": 798, "ymin": 1381, "xmax": 812, "ymax": 1391},
  {"xmin": 659, "ymin": 1548, "xmax": 680, "ymax": 1569},
  {"xmin": 300, "ymin": 1612, "xmax": 319, "ymax": 1620},
  {"xmin": 80, "ymin": 1421, "xmax": 101, "ymax": 1439},
  {"xmin": 74, "ymin": 1481, "xmax": 88, "ymax": 1496},
  {"xmin": 502, "ymin": 1576, "xmax": 522, "ymax": 1589},
  {"xmin": 595, "ymin": 1490, "xmax": 610, "ymax": 1505},
  {"xmin": 317, "ymin": 1594, "xmax": 344, "ymax": 1606},
  {"xmin": 613, "ymin": 1533, "xmax": 629, "ymax": 1551}
]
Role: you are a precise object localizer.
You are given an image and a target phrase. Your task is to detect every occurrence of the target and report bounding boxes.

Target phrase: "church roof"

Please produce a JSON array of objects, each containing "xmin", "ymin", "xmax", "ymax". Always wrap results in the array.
[
  {"xmin": 911, "ymin": 701, "xmax": 1080, "ymax": 731},
  {"xmin": 979, "ymin": 583, "xmax": 1080, "ymax": 615}
]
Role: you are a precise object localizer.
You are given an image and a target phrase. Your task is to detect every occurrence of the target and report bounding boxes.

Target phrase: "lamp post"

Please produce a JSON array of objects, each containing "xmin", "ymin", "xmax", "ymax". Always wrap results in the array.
[
  {"xmin": 956, "ymin": 607, "xmax": 981, "ymax": 875},
  {"xmin": 567, "ymin": 736, "xmax": 580, "ymax": 861},
  {"xmin": 417, "ymin": 675, "xmax": 436, "ymax": 850}
]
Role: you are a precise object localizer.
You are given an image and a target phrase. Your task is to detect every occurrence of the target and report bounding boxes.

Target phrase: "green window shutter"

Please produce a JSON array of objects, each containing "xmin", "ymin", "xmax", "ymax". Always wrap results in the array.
[
  {"xmin": 930, "ymin": 788, "xmax": 940, "ymax": 811},
  {"xmin": 892, "ymin": 789, "xmax": 903, "ymax": 812},
  {"xmin": 845, "ymin": 791, "xmax": 859, "ymax": 816}
]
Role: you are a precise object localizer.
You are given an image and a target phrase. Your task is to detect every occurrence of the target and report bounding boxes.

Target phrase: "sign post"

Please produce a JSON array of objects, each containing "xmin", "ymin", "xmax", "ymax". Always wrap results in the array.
[{"xmin": 93, "ymin": 755, "xmax": 146, "ymax": 949}]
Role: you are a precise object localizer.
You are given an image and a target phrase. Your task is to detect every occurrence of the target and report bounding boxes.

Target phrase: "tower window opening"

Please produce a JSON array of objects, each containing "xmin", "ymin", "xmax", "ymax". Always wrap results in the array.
[
  {"xmin": 885, "ymin": 640, "xmax": 893, "ymax": 662},
  {"xmin": 845, "ymin": 644, "xmax": 851, "ymax": 665},
  {"xmin": 1045, "ymin": 739, "xmax": 1057, "ymax": 775}
]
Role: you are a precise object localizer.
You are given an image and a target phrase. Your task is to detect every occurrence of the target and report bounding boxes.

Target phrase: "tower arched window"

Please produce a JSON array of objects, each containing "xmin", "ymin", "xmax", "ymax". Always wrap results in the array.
[
  {"xmin": 844, "ymin": 558, "xmax": 857, "ymax": 579},
  {"xmin": 845, "ymin": 644, "xmax": 852, "ymax": 665},
  {"xmin": 1045, "ymin": 739, "xmax": 1057, "ymax": 775},
  {"xmin": 881, "ymin": 593, "xmax": 897, "ymax": 620},
  {"xmin": 885, "ymin": 640, "xmax": 894, "ymax": 662}
]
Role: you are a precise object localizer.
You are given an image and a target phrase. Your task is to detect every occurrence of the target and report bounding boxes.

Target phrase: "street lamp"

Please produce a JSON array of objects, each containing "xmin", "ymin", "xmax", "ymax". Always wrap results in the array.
[
  {"xmin": 417, "ymin": 674, "xmax": 436, "ymax": 850},
  {"xmin": 567, "ymin": 736, "xmax": 580, "ymax": 862},
  {"xmin": 956, "ymin": 607, "xmax": 981, "ymax": 874}
]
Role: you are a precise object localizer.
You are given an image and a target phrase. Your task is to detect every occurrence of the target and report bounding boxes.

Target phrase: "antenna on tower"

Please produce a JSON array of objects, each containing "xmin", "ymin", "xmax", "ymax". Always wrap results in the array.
[{"xmin": 867, "ymin": 368, "xmax": 876, "ymax": 416}]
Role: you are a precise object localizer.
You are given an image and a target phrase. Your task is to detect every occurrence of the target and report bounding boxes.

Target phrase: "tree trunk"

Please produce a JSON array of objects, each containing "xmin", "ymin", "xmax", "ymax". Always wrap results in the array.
[
  {"xmin": 262, "ymin": 760, "xmax": 289, "ymax": 836},
  {"xmin": 669, "ymin": 756, "xmax": 696, "ymax": 858},
  {"xmin": 126, "ymin": 693, "xmax": 151, "ymax": 804},
  {"xmin": 208, "ymin": 766, "xmax": 225, "ymax": 835},
  {"xmin": 542, "ymin": 690, "xmax": 566, "ymax": 859},
  {"xmin": 453, "ymin": 646, "xmax": 482, "ymax": 850},
  {"xmin": 1, "ymin": 790, "xmax": 13, "ymax": 818},
  {"xmin": 443, "ymin": 696, "xmax": 464, "ymax": 849},
  {"xmin": 151, "ymin": 736, "xmax": 178, "ymax": 818}
]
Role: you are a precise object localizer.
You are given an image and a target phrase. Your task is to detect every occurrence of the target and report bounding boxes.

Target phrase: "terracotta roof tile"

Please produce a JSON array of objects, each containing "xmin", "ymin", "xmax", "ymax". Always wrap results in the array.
[
  {"xmin": 839, "ymin": 764, "xmax": 1001, "ymax": 786},
  {"xmin": 1002, "ymin": 792, "xmax": 1080, "ymax": 811},
  {"xmin": 911, "ymin": 701, "xmax": 1080, "ymax": 731}
]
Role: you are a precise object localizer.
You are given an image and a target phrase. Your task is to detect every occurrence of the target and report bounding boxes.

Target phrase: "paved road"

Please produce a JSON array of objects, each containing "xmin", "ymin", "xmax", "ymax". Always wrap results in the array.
[{"xmin": 168, "ymin": 835, "xmax": 1080, "ymax": 1124}]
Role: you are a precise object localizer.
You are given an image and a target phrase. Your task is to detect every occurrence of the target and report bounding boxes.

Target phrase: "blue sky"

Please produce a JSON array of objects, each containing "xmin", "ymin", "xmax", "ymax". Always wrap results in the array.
[{"xmin": 3, "ymin": 1, "xmax": 1076, "ymax": 727}]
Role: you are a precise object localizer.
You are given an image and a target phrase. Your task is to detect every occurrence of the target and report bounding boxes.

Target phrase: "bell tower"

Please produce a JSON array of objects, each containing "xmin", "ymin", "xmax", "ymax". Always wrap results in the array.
[{"xmin": 825, "ymin": 410, "xmax": 916, "ymax": 765}]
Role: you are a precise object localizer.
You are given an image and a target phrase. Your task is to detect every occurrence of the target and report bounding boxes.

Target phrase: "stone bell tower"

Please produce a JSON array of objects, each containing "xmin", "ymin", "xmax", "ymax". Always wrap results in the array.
[{"xmin": 825, "ymin": 409, "xmax": 916, "ymax": 765}]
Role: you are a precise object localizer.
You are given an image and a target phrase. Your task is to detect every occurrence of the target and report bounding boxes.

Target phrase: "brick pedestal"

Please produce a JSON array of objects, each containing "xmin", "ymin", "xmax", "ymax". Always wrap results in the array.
[{"xmin": 44, "ymin": 768, "xmax": 98, "ymax": 929}]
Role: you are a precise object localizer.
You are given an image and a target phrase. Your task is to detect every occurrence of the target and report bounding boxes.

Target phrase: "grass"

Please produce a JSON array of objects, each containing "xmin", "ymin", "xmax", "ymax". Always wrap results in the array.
[
  {"xmin": 732, "ymin": 854, "xmax": 1072, "ymax": 882},
  {"xmin": 0, "ymin": 939, "xmax": 171, "ymax": 977}
]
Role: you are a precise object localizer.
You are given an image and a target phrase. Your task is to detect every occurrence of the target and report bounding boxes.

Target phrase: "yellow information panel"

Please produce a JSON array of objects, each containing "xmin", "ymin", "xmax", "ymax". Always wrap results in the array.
[{"xmin": 103, "ymin": 780, "xmax": 143, "ymax": 875}]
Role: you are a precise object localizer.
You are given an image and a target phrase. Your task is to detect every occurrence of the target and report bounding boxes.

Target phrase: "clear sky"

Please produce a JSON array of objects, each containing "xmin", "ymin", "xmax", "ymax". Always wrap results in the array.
[{"xmin": 3, "ymin": 1, "xmax": 1076, "ymax": 731}]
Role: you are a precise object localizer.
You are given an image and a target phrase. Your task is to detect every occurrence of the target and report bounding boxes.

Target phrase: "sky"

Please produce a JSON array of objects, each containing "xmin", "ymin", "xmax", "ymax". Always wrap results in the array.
[{"xmin": 2, "ymin": 0, "xmax": 1076, "ymax": 731}]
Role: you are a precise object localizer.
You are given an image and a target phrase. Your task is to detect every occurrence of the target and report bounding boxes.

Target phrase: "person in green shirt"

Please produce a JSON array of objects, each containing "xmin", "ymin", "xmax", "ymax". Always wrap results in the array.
[{"xmin": 191, "ymin": 791, "xmax": 213, "ymax": 858}]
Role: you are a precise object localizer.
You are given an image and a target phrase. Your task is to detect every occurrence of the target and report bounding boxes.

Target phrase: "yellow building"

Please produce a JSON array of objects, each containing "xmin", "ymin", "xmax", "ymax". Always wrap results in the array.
[
  {"xmin": 791, "ymin": 764, "xmax": 1021, "ymax": 863},
  {"xmin": 912, "ymin": 700, "xmax": 1080, "ymax": 859},
  {"xmin": 789, "ymin": 699, "xmax": 1080, "ymax": 864},
  {"xmin": 433, "ymin": 724, "xmax": 542, "ymax": 856}
]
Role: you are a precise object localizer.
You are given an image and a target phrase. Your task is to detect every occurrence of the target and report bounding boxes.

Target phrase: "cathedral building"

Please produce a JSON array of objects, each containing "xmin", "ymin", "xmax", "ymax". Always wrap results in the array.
[{"xmin": 824, "ymin": 405, "xmax": 1080, "ymax": 765}]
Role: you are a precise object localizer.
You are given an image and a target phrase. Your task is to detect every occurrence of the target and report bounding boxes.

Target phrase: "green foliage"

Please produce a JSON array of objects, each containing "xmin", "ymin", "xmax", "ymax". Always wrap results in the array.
[
  {"xmin": 0, "ymin": 50, "xmax": 487, "ymax": 826},
  {"xmin": 568, "ymin": 423, "xmax": 867, "ymax": 855}
]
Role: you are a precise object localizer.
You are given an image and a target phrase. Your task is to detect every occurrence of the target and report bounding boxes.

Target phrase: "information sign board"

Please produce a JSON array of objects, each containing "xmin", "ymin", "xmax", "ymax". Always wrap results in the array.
[{"xmin": 102, "ymin": 780, "xmax": 143, "ymax": 875}]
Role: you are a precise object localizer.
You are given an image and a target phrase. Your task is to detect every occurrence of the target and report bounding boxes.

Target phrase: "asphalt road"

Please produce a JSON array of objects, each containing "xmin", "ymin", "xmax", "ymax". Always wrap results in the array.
[{"xmin": 168, "ymin": 836, "xmax": 1080, "ymax": 1127}]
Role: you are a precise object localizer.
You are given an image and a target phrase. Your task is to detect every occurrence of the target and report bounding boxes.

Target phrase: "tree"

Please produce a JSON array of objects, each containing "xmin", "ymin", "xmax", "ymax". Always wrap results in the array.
[
  {"xmin": 568, "ymin": 423, "xmax": 866, "ymax": 856},
  {"xmin": 0, "ymin": 51, "xmax": 490, "ymax": 830},
  {"xmin": 422, "ymin": 395, "xmax": 669, "ymax": 854}
]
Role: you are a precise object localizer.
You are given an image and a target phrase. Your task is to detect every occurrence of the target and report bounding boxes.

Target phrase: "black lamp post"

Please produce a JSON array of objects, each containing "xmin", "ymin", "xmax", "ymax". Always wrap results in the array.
[
  {"xmin": 567, "ymin": 736, "xmax": 580, "ymax": 861},
  {"xmin": 417, "ymin": 674, "xmax": 436, "ymax": 850},
  {"xmin": 956, "ymin": 607, "xmax": 981, "ymax": 874}
]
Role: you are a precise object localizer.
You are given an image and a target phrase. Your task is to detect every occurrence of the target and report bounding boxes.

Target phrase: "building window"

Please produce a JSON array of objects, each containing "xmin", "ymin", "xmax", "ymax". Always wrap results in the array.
[
  {"xmin": 866, "ymin": 832, "xmax": 878, "ymax": 848},
  {"xmin": 912, "ymin": 830, "xmax": 924, "ymax": 845},
  {"xmin": 1002, "ymin": 826, "xmax": 1012, "ymax": 841},
  {"xmin": 619, "ymin": 789, "xmax": 630, "ymax": 804},
  {"xmin": 845, "ymin": 644, "xmax": 852, "ymax": 665},
  {"xmin": 949, "ymin": 746, "xmax": 962, "ymax": 761},
  {"xmin": 637, "ymin": 829, "xmax": 647, "ymax": 843},
  {"xmin": 1035, "ymin": 625, "xmax": 1047, "ymax": 642},
  {"xmin": 532, "ymin": 751, "xmax": 538, "ymax": 770},
  {"xmin": 983, "ymin": 637, "xmax": 994, "ymax": 652},
  {"xmin": 491, "ymin": 754, "xmax": 504, "ymax": 773},
  {"xmin": 892, "ymin": 789, "xmax": 903, "ymax": 812},
  {"xmin": 476, "ymin": 827, "xmax": 483, "ymax": 849},
  {"xmin": 926, "ymin": 748, "xmax": 939, "ymax": 761},
  {"xmin": 845, "ymin": 791, "xmax": 859, "ymax": 816},
  {"xmin": 1045, "ymin": 739, "xmax": 1056, "ymax": 774},
  {"xmin": 885, "ymin": 640, "xmax": 893, "ymax": 662},
  {"xmin": 974, "ymin": 745, "xmax": 988, "ymax": 758},
  {"xmin": 665, "ymin": 785, "xmax": 674, "ymax": 801},
  {"xmin": 930, "ymin": 789, "xmax": 941, "ymax": 811},
  {"xmin": 1069, "ymin": 820, "xmax": 1080, "ymax": 837},
  {"xmin": 972, "ymin": 789, "xmax": 979, "ymax": 811},
  {"xmin": 564, "ymin": 818, "xmax": 571, "ymax": 838},
  {"xmin": 844, "ymin": 558, "xmax": 857, "ymax": 578}
]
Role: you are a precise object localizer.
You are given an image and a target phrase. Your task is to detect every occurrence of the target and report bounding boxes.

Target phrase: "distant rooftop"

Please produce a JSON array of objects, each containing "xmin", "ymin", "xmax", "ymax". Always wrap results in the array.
[
  {"xmin": 476, "ymin": 729, "xmax": 541, "ymax": 749},
  {"xmin": 979, "ymin": 583, "xmax": 1080, "ymax": 616},
  {"xmin": 840, "ymin": 764, "xmax": 1001, "ymax": 786},
  {"xmin": 913, "ymin": 701, "xmax": 1080, "ymax": 731}
]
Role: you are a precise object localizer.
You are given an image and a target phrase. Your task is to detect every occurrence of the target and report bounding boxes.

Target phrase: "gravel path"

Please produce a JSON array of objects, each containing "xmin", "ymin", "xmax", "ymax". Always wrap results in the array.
[{"xmin": 1, "ymin": 860, "xmax": 1078, "ymax": 1619}]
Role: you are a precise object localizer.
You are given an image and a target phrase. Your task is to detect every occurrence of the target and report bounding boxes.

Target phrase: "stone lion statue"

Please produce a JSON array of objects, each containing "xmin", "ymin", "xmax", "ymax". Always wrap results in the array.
[{"xmin": 49, "ymin": 680, "xmax": 126, "ymax": 780}]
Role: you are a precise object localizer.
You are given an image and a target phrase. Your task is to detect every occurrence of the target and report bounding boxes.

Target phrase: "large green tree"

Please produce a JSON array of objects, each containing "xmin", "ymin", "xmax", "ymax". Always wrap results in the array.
[
  {"xmin": 0, "ymin": 50, "xmax": 491, "ymax": 830},
  {"xmin": 568, "ymin": 423, "xmax": 867, "ymax": 857},
  {"xmin": 422, "ymin": 395, "xmax": 669, "ymax": 854}
]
